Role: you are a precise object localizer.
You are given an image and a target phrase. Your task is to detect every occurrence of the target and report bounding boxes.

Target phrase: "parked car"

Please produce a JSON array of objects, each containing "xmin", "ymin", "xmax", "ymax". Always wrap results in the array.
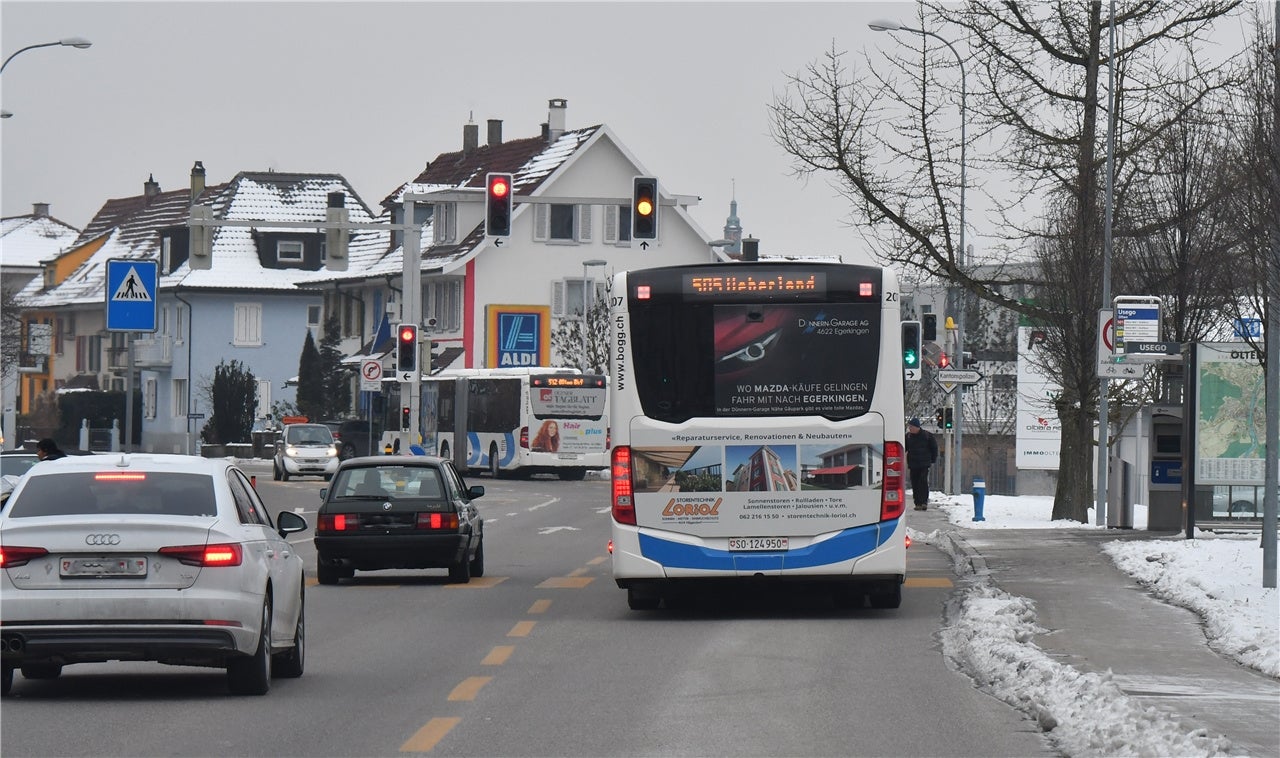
[
  {"xmin": 314, "ymin": 456, "xmax": 484, "ymax": 585},
  {"xmin": 0, "ymin": 451, "xmax": 40, "ymax": 480},
  {"xmin": 320, "ymin": 419, "xmax": 383, "ymax": 460},
  {"xmin": 0, "ymin": 453, "xmax": 308, "ymax": 696},
  {"xmin": 273, "ymin": 423, "xmax": 340, "ymax": 481}
]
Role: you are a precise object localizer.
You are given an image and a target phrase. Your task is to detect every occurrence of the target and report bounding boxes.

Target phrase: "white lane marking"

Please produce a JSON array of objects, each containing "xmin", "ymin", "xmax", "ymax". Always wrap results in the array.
[
  {"xmin": 528, "ymin": 498, "xmax": 559, "ymax": 512},
  {"xmin": 538, "ymin": 526, "xmax": 580, "ymax": 535},
  {"xmin": 594, "ymin": 507, "xmax": 611, "ymax": 514}
]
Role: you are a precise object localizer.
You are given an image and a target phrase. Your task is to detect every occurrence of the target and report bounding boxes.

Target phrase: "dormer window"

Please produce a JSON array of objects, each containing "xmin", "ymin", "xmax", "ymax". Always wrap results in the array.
[{"xmin": 277, "ymin": 240, "xmax": 304, "ymax": 263}]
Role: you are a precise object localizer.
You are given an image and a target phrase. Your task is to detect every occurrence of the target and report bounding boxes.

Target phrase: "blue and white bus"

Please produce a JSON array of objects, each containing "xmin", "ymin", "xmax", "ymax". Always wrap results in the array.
[
  {"xmin": 418, "ymin": 368, "xmax": 609, "ymax": 480},
  {"xmin": 608, "ymin": 262, "xmax": 908, "ymax": 610}
]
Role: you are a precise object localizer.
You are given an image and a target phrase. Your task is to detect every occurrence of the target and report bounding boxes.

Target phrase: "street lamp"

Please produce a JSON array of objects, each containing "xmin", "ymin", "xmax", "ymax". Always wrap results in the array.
[
  {"xmin": 870, "ymin": 18, "xmax": 968, "ymax": 495},
  {"xmin": 580, "ymin": 259, "xmax": 607, "ymax": 373},
  {"xmin": 1, "ymin": 37, "xmax": 92, "ymax": 75}
]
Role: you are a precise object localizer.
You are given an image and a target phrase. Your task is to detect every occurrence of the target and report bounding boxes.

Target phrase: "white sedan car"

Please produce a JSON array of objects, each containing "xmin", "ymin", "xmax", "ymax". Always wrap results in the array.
[{"xmin": 0, "ymin": 454, "xmax": 308, "ymax": 696}]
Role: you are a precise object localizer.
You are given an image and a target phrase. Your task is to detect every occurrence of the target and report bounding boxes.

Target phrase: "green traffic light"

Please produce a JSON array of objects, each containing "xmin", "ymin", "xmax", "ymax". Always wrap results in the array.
[{"xmin": 904, "ymin": 350, "xmax": 919, "ymax": 367}]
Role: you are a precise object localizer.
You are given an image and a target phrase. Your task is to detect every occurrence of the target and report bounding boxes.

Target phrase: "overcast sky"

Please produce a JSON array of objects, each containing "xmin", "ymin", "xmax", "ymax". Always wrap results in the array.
[
  {"xmin": 1, "ymin": 1, "xmax": 1263, "ymax": 265},
  {"xmin": 1, "ymin": 0, "xmax": 934, "ymax": 263}
]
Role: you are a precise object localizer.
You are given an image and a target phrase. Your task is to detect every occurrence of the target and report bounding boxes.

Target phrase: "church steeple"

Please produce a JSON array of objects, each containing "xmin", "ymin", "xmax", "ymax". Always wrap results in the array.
[{"xmin": 722, "ymin": 180, "xmax": 743, "ymax": 255}]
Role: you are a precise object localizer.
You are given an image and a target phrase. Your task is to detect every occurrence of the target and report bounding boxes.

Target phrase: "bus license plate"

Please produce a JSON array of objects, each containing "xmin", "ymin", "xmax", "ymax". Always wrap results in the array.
[
  {"xmin": 727, "ymin": 537, "xmax": 789, "ymax": 552},
  {"xmin": 557, "ymin": 453, "xmax": 580, "ymax": 460},
  {"xmin": 61, "ymin": 556, "xmax": 148, "ymax": 577}
]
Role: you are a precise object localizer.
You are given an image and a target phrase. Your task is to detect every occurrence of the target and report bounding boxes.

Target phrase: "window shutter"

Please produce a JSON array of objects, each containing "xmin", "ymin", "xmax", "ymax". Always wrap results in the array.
[
  {"xmin": 551, "ymin": 281, "xmax": 566, "ymax": 317},
  {"xmin": 448, "ymin": 279, "xmax": 463, "ymax": 331},
  {"xmin": 534, "ymin": 204, "xmax": 549, "ymax": 241},
  {"xmin": 603, "ymin": 206, "xmax": 618, "ymax": 244},
  {"xmin": 576, "ymin": 205, "xmax": 592, "ymax": 242}
]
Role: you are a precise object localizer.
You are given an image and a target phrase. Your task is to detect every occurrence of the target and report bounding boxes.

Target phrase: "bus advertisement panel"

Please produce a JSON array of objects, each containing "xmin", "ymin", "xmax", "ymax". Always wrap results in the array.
[{"xmin": 609, "ymin": 262, "xmax": 907, "ymax": 611}]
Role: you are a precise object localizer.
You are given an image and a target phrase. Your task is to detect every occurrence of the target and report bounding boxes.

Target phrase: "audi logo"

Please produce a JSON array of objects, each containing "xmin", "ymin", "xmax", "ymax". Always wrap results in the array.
[{"xmin": 84, "ymin": 534, "xmax": 122, "ymax": 546}]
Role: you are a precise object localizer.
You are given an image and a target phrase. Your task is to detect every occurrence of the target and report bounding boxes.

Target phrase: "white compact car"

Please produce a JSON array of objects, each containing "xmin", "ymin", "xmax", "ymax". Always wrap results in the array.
[
  {"xmin": 273, "ymin": 423, "xmax": 340, "ymax": 481},
  {"xmin": 0, "ymin": 454, "xmax": 308, "ymax": 696}
]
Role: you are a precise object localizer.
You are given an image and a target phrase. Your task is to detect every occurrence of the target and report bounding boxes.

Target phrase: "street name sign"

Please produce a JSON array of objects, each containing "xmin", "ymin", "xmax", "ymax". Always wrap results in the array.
[
  {"xmin": 935, "ymin": 369, "xmax": 983, "ymax": 394},
  {"xmin": 105, "ymin": 259, "xmax": 158, "ymax": 332},
  {"xmin": 1124, "ymin": 341, "xmax": 1179, "ymax": 356}
]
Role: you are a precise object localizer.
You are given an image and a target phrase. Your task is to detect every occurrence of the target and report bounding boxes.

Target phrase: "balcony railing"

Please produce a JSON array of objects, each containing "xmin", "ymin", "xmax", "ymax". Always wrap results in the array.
[{"xmin": 132, "ymin": 336, "xmax": 173, "ymax": 367}]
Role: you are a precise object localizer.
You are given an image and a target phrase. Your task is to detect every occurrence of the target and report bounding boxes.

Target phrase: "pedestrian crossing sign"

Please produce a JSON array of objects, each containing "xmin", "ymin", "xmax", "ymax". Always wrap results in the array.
[{"xmin": 105, "ymin": 259, "xmax": 159, "ymax": 332}]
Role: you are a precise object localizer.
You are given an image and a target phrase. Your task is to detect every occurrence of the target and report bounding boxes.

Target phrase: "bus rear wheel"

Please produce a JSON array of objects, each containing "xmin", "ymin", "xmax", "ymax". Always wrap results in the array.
[{"xmin": 488, "ymin": 444, "xmax": 501, "ymax": 478}]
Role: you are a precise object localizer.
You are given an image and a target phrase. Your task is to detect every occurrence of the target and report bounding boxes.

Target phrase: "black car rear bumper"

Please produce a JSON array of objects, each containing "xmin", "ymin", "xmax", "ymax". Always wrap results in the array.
[{"xmin": 315, "ymin": 533, "xmax": 471, "ymax": 571}]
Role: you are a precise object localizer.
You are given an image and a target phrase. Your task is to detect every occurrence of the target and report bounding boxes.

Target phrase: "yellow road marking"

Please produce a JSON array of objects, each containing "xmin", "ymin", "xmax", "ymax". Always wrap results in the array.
[
  {"xmin": 445, "ymin": 576, "xmax": 507, "ymax": 588},
  {"xmin": 528, "ymin": 599, "xmax": 552, "ymax": 614},
  {"xmin": 508, "ymin": 620, "xmax": 536, "ymax": 637},
  {"xmin": 905, "ymin": 577, "xmax": 954, "ymax": 588},
  {"xmin": 448, "ymin": 676, "xmax": 492, "ymax": 701},
  {"xmin": 537, "ymin": 576, "xmax": 594, "ymax": 589},
  {"xmin": 587, "ymin": 556, "xmax": 607, "ymax": 566},
  {"xmin": 567, "ymin": 567, "xmax": 588, "ymax": 577},
  {"xmin": 400, "ymin": 717, "xmax": 460, "ymax": 753},
  {"xmin": 482, "ymin": 646, "xmax": 514, "ymax": 665},
  {"xmin": 305, "ymin": 577, "xmax": 319, "ymax": 587}
]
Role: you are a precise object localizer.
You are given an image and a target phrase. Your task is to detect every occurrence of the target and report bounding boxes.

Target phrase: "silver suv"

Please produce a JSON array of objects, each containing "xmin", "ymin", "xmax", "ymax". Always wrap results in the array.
[{"xmin": 273, "ymin": 424, "xmax": 339, "ymax": 481}]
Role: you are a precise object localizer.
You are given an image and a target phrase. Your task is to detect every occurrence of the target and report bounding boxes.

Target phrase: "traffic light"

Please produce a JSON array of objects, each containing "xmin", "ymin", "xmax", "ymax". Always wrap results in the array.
[
  {"xmin": 944, "ymin": 407, "xmax": 954, "ymax": 429},
  {"xmin": 632, "ymin": 176, "xmax": 658, "ymax": 240},
  {"xmin": 401, "ymin": 406, "xmax": 412, "ymax": 431},
  {"xmin": 485, "ymin": 173, "xmax": 513, "ymax": 237},
  {"xmin": 923, "ymin": 313, "xmax": 937, "ymax": 341},
  {"xmin": 936, "ymin": 407, "xmax": 945, "ymax": 428},
  {"xmin": 938, "ymin": 352, "xmax": 950, "ymax": 369},
  {"xmin": 397, "ymin": 324, "xmax": 418, "ymax": 375},
  {"xmin": 901, "ymin": 321, "xmax": 921, "ymax": 370}
]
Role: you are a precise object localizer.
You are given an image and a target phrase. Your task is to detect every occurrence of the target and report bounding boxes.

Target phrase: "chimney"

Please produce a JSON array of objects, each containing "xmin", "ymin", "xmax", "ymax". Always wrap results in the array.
[
  {"xmin": 190, "ymin": 161, "xmax": 206, "ymax": 202},
  {"xmin": 463, "ymin": 121, "xmax": 479, "ymax": 153},
  {"xmin": 547, "ymin": 98, "xmax": 567, "ymax": 142},
  {"xmin": 32, "ymin": 202, "xmax": 49, "ymax": 217},
  {"xmin": 741, "ymin": 236, "xmax": 759, "ymax": 262},
  {"xmin": 143, "ymin": 174, "xmax": 160, "ymax": 200},
  {"xmin": 487, "ymin": 119, "xmax": 502, "ymax": 147}
]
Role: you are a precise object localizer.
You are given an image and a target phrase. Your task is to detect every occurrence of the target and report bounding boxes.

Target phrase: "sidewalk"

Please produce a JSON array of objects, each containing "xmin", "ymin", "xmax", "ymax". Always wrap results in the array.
[{"xmin": 910, "ymin": 505, "xmax": 1280, "ymax": 757}]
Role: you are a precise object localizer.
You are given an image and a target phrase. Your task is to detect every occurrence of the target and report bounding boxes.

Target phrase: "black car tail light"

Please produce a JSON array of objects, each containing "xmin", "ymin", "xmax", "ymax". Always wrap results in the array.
[
  {"xmin": 318, "ymin": 513, "xmax": 360, "ymax": 532},
  {"xmin": 0, "ymin": 545, "xmax": 49, "ymax": 568},
  {"xmin": 158, "ymin": 543, "xmax": 243, "ymax": 567},
  {"xmin": 416, "ymin": 512, "xmax": 459, "ymax": 531}
]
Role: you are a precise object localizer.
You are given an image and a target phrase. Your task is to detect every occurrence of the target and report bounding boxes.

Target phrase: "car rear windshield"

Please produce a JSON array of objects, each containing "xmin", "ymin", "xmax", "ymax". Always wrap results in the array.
[
  {"xmin": 331, "ymin": 466, "xmax": 447, "ymax": 501},
  {"xmin": 6, "ymin": 472, "xmax": 218, "ymax": 518}
]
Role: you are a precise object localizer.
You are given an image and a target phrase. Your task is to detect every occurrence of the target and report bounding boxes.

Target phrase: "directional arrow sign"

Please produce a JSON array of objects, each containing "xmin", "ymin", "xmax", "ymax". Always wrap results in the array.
[
  {"xmin": 936, "ymin": 369, "xmax": 983, "ymax": 384},
  {"xmin": 398, "ymin": 371, "xmax": 415, "ymax": 382}
]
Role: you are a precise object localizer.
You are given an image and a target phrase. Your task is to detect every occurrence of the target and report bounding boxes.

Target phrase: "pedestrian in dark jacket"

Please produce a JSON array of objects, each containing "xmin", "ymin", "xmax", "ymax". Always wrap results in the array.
[
  {"xmin": 904, "ymin": 418, "xmax": 938, "ymax": 510},
  {"xmin": 36, "ymin": 438, "xmax": 67, "ymax": 461}
]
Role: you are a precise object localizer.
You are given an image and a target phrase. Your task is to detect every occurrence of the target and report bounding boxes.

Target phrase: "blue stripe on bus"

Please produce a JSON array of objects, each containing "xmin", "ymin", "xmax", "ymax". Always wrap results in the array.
[{"xmin": 637, "ymin": 520, "xmax": 899, "ymax": 571}]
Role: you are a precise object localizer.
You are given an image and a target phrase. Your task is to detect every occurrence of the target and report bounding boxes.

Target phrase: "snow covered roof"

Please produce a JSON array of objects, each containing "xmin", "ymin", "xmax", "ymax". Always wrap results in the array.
[
  {"xmin": 18, "ymin": 170, "xmax": 379, "ymax": 308},
  {"xmin": 0, "ymin": 211, "xmax": 81, "ymax": 269},
  {"xmin": 309, "ymin": 126, "xmax": 601, "ymax": 286}
]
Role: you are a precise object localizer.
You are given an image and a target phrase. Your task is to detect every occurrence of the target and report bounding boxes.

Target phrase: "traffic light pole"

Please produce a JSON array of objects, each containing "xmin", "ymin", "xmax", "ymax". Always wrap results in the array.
[{"xmin": 401, "ymin": 197, "xmax": 423, "ymax": 457}]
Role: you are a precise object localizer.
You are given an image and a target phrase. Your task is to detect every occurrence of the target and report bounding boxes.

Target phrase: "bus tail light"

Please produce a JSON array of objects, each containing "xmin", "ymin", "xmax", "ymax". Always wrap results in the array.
[
  {"xmin": 611, "ymin": 446, "xmax": 636, "ymax": 525},
  {"xmin": 881, "ymin": 440, "xmax": 905, "ymax": 521},
  {"xmin": 519, "ymin": 426, "xmax": 530, "ymax": 449}
]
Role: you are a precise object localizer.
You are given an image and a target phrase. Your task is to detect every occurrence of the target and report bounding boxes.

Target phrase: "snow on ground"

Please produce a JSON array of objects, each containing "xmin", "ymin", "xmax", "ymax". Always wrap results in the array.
[{"xmin": 910, "ymin": 492, "xmax": 1277, "ymax": 758}]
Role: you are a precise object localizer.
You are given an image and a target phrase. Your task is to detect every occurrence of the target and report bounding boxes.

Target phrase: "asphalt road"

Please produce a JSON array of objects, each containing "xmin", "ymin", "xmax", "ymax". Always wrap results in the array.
[{"xmin": 1, "ymin": 464, "xmax": 1053, "ymax": 757}]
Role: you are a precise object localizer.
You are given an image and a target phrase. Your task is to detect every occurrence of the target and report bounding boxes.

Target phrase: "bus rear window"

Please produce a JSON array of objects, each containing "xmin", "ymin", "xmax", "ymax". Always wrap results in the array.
[{"xmin": 629, "ymin": 299, "xmax": 881, "ymax": 423}]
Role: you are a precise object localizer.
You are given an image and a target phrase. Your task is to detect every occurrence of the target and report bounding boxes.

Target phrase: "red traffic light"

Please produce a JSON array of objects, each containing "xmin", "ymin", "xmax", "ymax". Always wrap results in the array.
[
  {"xmin": 939, "ymin": 352, "xmax": 950, "ymax": 369},
  {"xmin": 399, "ymin": 326, "xmax": 416, "ymax": 343},
  {"xmin": 489, "ymin": 176, "xmax": 509, "ymax": 198}
]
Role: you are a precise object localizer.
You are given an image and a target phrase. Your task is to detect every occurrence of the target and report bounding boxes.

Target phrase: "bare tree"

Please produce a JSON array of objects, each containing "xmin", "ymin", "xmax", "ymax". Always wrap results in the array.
[{"xmin": 771, "ymin": 1, "xmax": 1241, "ymax": 521}]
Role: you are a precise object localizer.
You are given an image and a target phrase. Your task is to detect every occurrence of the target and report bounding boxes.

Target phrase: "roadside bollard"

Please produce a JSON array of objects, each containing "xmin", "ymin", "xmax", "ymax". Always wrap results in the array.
[
  {"xmin": 972, "ymin": 477, "xmax": 986, "ymax": 522},
  {"xmin": 383, "ymin": 442, "xmax": 393, "ymax": 455}
]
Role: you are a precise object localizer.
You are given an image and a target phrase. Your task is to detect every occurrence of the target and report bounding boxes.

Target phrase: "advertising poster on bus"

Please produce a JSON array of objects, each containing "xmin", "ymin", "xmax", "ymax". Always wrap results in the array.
[
  {"xmin": 626, "ymin": 424, "xmax": 887, "ymax": 537},
  {"xmin": 529, "ymin": 379, "xmax": 607, "ymax": 455},
  {"xmin": 713, "ymin": 303, "xmax": 877, "ymax": 417}
]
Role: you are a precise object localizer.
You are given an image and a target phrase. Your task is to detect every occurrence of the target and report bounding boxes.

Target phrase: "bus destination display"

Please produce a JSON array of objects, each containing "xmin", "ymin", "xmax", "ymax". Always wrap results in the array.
[{"xmin": 682, "ymin": 272, "xmax": 826, "ymax": 297}]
